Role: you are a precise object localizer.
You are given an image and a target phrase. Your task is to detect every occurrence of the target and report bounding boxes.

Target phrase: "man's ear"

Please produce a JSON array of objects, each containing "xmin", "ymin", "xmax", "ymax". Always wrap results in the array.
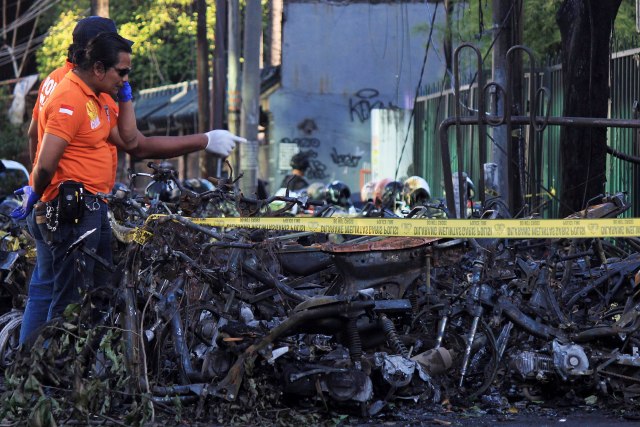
[{"xmin": 94, "ymin": 61, "xmax": 106, "ymax": 80}]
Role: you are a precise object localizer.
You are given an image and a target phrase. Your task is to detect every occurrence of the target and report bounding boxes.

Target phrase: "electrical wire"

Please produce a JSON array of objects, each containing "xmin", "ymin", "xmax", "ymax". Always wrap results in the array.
[
  {"xmin": 419, "ymin": 0, "xmax": 575, "ymax": 217},
  {"xmin": 395, "ymin": 2, "xmax": 408, "ymax": 106},
  {"xmin": 582, "ymin": 0, "xmax": 595, "ymax": 211},
  {"xmin": 1, "ymin": 0, "xmax": 59, "ymax": 33},
  {"xmin": 0, "ymin": 34, "xmax": 47, "ymax": 68},
  {"xmin": 453, "ymin": 1, "xmax": 516, "ymax": 115},
  {"xmin": 0, "ymin": 0, "xmax": 60, "ymax": 74},
  {"xmin": 411, "ymin": 0, "xmax": 512, "ymax": 187},
  {"xmin": 393, "ymin": 1, "xmax": 439, "ymax": 181}
]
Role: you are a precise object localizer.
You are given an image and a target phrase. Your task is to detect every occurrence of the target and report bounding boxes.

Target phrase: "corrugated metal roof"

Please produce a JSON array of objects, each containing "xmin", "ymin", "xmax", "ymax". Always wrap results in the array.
[
  {"xmin": 146, "ymin": 81, "xmax": 198, "ymax": 124},
  {"xmin": 134, "ymin": 81, "xmax": 188, "ymax": 123},
  {"xmin": 173, "ymin": 90, "xmax": 200, "ymax": 122},
  {"xmin": 132, "ymin": 66, "xmax": 280, "ymax": 131}
]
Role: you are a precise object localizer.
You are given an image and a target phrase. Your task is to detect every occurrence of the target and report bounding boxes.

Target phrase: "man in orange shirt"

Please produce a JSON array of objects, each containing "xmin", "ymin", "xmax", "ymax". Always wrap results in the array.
[
  {"xmin": 24, "ymin": 33, "xmax": 132, "ymax": 318},
  {"xmin": 17, "ymin": 17, "xmax": 125, "ymax": 344},
  {"xmin": 19, "ymin": 26, "xmax": 244, "ymax": 338}
]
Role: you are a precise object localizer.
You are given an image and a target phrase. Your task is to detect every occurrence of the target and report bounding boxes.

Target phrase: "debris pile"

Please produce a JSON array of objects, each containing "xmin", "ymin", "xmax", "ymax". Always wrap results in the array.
[{"xmin": 1, "ymin": 164, "xmax": 639, "ymax": 425}]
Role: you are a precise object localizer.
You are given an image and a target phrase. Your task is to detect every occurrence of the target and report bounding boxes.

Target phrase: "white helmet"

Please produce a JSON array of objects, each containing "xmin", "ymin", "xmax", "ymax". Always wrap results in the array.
[{"xmin": 403, "ymin": 176, "xmax": 431, "ymax": 208}]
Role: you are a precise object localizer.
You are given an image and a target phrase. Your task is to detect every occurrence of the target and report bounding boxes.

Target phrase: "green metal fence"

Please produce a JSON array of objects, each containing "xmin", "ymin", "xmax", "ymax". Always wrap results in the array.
[
  {"xmin": 415, "ymin": 78, "xmax": 483, "ymax": 201},
  {"xmin": 415, "ymin": 46, "xmax": 640, "ymax": 217},
  {"xmin": 609, "ymin": 47, "xmax": 640, "ymax": 216}
]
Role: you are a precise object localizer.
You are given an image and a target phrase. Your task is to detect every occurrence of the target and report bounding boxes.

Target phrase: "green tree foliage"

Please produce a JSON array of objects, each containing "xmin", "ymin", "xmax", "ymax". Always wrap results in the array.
[
  {"xmin": 613, "ymin": 0, "xmax": 638, "ymax": 45},
  {"xmin": 0, "ymin": 88, "xmax": 28, "ymax": 162},
  {"xmin": 35, "ymin": 0, "xmax": 216, "ymax": 90},
  {"xmin": 417, "ymin": 0, "xmax": 637, "ymax": 62},
  {"xmin": 35, "ymin": 10, "xmax": 82, "ymax": 77},
  {"xmin": 113, "ymin": 0, "xmax": 204, "ymax": 88}
]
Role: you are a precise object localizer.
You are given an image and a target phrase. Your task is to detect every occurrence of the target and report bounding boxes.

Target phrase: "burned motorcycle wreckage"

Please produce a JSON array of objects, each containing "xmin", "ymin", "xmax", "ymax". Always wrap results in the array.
[
  {"xmin": 113, "ymin": 186, "xmax": 640, "ymax": 414},
  {"xmin": 3, "ymin": 159, "xmax": 640, "ymax": 425},
  {"xmin": 3, "ymin": 38, "xmax": 640, "ymax": 424},
  {"xmin": 0, "ymin": 199, "xmax": 30, "ymax": 369},
  {"xmin": 106, "ymin": 164, "xmax": 445, "ymax": 412}
]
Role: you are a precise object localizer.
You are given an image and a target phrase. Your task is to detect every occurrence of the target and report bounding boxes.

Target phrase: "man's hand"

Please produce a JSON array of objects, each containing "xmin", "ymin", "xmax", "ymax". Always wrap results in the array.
[
  {"xmin": 118, "ymin": 81, "xmax": 133, "ymax": 102},
  {"xmin": 10, "ymin": 186, "xmax": 40, "ymax": 220},
  {"xmin": 205, "ymin": 130, "xmax": 247, "ymax": 157}
]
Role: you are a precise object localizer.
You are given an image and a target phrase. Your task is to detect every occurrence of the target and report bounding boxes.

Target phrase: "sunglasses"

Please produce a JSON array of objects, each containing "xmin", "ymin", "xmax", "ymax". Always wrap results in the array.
[{"xmin": 112, "ymin": 66, "xmax": 131, "ymax": 77}]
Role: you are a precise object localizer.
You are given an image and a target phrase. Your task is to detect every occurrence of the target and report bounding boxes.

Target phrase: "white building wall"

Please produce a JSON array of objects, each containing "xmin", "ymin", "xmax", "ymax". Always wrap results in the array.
[
  {"xmin": 266, "ymin": 0, "xmax": 444, "ymax": 197},
  {"xmin": 371, "ymin": 108, "xmax": 413, "ymax": 183}
]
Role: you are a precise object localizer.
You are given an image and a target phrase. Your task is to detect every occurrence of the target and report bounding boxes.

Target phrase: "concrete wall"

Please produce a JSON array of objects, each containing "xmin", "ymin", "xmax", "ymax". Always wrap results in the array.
[
  {"xmin": 264, "ymin": 0, "xmax": 444, "ymax": 196},
  {"xmin": 371, "ymin": 108, "xmax": 414, "ymax": 183}
]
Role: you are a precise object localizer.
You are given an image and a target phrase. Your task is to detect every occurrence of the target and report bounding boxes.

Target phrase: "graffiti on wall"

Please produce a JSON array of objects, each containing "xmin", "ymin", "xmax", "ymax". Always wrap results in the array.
[
  {"xmin": 280, "ymin": 137, "xmax": 320, "ymax": 148},
  {"xmin": 349, "ymin": 88, "xmax": 398, "ymax": 123},
  {"xmin": 305, "ymin": 150, "xmax": 329, "ymax": 180},
  {"xmin": 330, "ymin": 147, "xmax": 362, "ymax": 168}
]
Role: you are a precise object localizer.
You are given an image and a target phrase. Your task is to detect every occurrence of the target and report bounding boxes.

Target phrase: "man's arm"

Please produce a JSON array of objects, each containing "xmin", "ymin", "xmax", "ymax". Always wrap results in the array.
[
  {"xmin": 111, "ymin": 81, "xmax": 245, "ymax": 159},
  {"xmin": 32, "ymin": 133, "xmax": 68, "ymax": 197},
  {"xmin": 112, "ymin": 84, "xmax": 206, "ymax": 157},
  {"xmin": 109, "ymin": 125, "xmax": 207, "ymax": 158},
  {"xmin": 27, "ymin": 119, "xmax": 38, "ymax": 164},
  {"xmin": 114, "ymin": 84, "xmax": 139, "ymax": 152},
  {"xmin": 130, "ymin": 132, "xmax": 208, "ymax": 158}
]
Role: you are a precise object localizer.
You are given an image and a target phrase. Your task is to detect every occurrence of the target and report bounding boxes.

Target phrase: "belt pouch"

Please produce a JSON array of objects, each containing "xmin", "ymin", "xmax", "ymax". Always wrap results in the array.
[{"xmin": 57, "ymin": 181, "xmax": 85, "ymax": 224}]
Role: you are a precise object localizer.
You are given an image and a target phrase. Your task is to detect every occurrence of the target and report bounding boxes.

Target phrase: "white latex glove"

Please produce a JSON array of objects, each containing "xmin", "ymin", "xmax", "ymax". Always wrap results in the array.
[{"xmin": 205, "ymin": 130, "xmax": 247, "ymax": 157}]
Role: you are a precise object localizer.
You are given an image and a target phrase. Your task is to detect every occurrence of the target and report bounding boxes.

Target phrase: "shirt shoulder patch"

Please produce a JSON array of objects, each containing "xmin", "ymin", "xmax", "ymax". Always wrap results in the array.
[
  {"xmin": 59, "ymin": 104, "xmax": 74, "ymax": 116},
  {"xmin": 86, "ymin": 100, "xmax": 101, "ymax": 129}
]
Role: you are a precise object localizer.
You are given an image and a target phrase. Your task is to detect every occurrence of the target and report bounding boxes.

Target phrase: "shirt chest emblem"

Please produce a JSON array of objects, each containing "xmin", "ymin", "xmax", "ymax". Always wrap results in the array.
[{"xmin": 86, "ymin": 100, "xmax": 101, "ymax": 129}]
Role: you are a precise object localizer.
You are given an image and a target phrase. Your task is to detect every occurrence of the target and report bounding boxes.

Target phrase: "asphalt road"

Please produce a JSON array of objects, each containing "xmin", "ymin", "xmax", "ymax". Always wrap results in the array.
[{"xmin": 360, "ymin": 404, "xmax": 640, "ymax": 427}]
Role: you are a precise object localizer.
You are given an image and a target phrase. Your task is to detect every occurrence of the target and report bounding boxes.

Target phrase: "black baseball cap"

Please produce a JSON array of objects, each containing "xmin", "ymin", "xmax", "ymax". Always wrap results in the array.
[{"xmin": 72, "ymin": 16, "xmax": 134, "ymax": 49}]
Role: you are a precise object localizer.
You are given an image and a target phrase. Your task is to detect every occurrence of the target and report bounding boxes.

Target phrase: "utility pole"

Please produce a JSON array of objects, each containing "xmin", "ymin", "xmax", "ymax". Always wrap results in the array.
[
  {"xmin": 91, "ymin": 0, "xmax": 109, "ymax": 17},
  {"xmin": 491, "ymin": 0, "xmax": 523, "ymax": 215},
  {"xmin": 269, "ymin": 0, "xmax": 283, "ymax": 67},
  {"xmin": 511, "ymin": 1, "xmax": 524, "ymax": 216},
  {"xmin": 227, "ymin": 0, "xmax": 241, "ymax": 177},
  {"xmin": 210, "ymin": 0, "xmax": 227, "ymax": 178},
  {"xmin": 443, "ymin": 0, "xmax": 453, "ymax": 74},
  {"xmin": 195, "ymin": 0, "xmax": 209, "ymax": 179},
  {"xmin": 239, "ymin": 0, "xmax": 261, "ymax": 196}
]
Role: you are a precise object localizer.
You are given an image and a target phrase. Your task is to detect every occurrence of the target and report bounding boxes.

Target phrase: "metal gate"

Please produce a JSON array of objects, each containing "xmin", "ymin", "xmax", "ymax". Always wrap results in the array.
[{"xmin": 415, "ymin": 46, "xmax": 640, "ymax": 218}]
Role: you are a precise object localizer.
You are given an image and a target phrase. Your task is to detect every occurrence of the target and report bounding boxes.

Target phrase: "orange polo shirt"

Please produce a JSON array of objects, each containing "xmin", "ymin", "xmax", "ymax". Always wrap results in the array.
[
  {"xmin": 38, "ymin": 71, "xmax": 117, "ymax": 202},
  {"xmin": 31, "ymin": 61, "xmax": 119, "ymax": 188},
  {"xmin": 32, "ymin": 61, "xmax": 74, "ymax": 121}
]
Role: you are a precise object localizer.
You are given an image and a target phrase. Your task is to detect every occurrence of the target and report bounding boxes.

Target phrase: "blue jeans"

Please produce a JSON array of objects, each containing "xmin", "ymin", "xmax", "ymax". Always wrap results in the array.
[
  {"xmin": 19, "ymin": 209, "xmax": 54, "ymax": 344},
  {"xmin": 38, "ymin": 198, "xmax": 113, "ymax": 320}
]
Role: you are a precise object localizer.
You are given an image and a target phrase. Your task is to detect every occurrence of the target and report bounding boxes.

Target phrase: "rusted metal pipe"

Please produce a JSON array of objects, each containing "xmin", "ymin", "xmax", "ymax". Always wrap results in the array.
[
  {"xmin": 572, "ymin": 317, "xmax": 640, "ymax": 343},
  {"xmin": 497, "ymin": 296, "xmax": 567, "ymax": 341},
  {"xmin": 506, "ymin": 46, "xmax": 537, "ymax": 215},
  {"xmin": 440, "ymin": 114, "xmax": 640, "ymax": 216},
  {"xmin": 452, "ymin": 44, "xmax": 485, "ymax": 217}
]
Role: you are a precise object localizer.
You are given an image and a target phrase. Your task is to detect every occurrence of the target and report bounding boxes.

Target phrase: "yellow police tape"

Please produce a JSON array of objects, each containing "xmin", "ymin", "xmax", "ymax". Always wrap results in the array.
[{"xmin": 131, "ymin": 214, "xmax": 640, "ymax": 243}]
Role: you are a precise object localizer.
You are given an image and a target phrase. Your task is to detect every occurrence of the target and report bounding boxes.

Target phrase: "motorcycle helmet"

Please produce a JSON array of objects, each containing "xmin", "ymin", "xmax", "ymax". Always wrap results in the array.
[
  {"xmin": 183, "ymin": 178, "xmax": 214, "ymax": 194},
  {"xmin": 111, "ymin": 182, "xmax": 129, "ymax": 199},
  {"xmin": 270, "ymin": 187, "xmax": 303, "ymax": 215},
  {"xmin": 325, "ymin": 181, "xmax": 352, "ymax": 208},
  {"xmin": 145, "ymin": 179, "xmax": 180, "ymax": 203},
  {"xmin": 381, "ymin": 180, "xmax": 404, "ymax": 210},
  {"xmin": 361, "ymin": 180, "xmax": 377, "ymax": 203},
  {"xmin": 450, "ymin": 172, "xmax": 475, "ymax": 200},
  {"xmin": 307, "ymin": 182, "xmax": 326, "ymax": 202},
  {"xmin": 466, "ymin": 176, "xmax": 475, "ymax": 200},
  {"xmin": 403, "ymin": 176, "xmax": 431, "ymax": 208},
  {"xmin": 373, "ymin": 178, "xmax": 393, "ymax": 207}
]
